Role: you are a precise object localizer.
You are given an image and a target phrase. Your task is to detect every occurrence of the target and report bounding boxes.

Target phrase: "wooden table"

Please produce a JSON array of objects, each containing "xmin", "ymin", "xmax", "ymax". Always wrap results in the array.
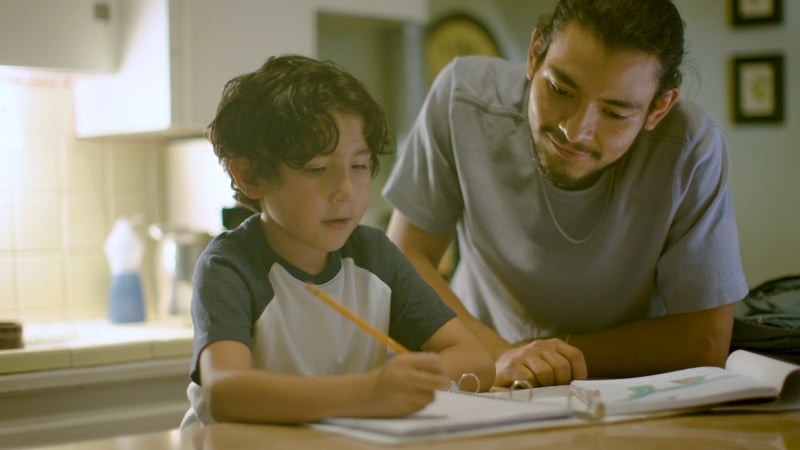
[{"xmin": 27, "ymin": 410, "xmax": 800, "ymax": 449}]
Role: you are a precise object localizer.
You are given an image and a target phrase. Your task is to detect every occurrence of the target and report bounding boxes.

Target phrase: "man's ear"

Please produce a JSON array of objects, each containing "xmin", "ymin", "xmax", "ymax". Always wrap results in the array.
[
  {"xmin": 527, "ymin": 29, "xmax": 544, "ymax": 80},
  {"xmin": 227, "ymin": 157, "xmax": 263, "ymax": 199},
  {"xmin": 644, "ymin": 88, "xmax": 680, "ymax": 130}
]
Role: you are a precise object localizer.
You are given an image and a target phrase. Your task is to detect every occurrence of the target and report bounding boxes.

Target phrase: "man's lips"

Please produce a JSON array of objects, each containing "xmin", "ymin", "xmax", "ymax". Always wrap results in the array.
[{"xmin": 548, "ymin": 135, "xmax": 593, "ymax": 161}]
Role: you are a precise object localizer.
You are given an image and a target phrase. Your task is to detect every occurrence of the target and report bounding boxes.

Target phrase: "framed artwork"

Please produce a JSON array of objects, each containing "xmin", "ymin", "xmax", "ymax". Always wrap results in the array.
[
  {"xmin": 425, "ymin": 14, "xmax": 502, "ymax": 83},
  {"xmin": 731, "ymin": 54, "xmax": 784, "ymax": 124},
  {"xmin": 731, "ymin": 0, "xmax": 782, "ymax": 26}
]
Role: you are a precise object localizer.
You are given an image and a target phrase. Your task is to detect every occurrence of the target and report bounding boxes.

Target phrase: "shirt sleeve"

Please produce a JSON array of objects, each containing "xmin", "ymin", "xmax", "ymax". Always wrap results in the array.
[
  {"xmin": 189, "ymin": 247, "xmax": 256, "ymax": 384},
  {"xmin": 348, "ymin": 227, "xmax": 457, "ymax": 350},
  {"xmin": 657, "ymin": 123, "xmax": 749, "ymax": 313},
  {"xmin": 382, "ymin": 59, "xmax": 463, "ymax": 236}
]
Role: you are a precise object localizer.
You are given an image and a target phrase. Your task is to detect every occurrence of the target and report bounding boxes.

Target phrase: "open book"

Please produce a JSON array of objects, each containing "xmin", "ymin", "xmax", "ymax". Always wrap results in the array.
[
  {"xmin": 312, "ymin": 350, "xmax": 799, "ymax": 443},
  {"xmin": 312, "ymin": 389, "xmax": 571, "ymax": 444},
  {"xmin": 566, "ymin": 349, "xmax": 800, "ymax": 417}
]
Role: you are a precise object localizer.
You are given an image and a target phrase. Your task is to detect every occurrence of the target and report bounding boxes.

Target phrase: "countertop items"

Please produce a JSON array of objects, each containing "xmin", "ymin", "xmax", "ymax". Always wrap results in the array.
[
  {"xmin": 0, "ymin": 319, "xmax": 192, "ymax": 375},
  {"xmin": 0, "ymin": 321, "xmax": 22, "ymax": 349}
]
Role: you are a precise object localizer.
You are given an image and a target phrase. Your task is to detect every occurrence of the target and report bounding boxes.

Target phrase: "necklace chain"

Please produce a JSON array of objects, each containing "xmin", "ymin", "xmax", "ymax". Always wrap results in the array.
[{"xmin": 527, "ymin": 130, "xmax": 614, "ymax": 245}]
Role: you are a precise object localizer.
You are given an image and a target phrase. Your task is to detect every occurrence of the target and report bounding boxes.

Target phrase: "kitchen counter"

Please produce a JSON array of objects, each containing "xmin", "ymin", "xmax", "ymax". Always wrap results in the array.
[
  {"xmin": 0, "ymin": 319, "xmax": 193, "ymax": 375},
  {"xmin": 0, "ymin": 320, "xmax": 194, "ymax": 448}
]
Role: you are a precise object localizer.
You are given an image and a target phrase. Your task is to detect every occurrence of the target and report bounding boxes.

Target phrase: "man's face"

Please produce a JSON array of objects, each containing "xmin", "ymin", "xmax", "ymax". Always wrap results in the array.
[{"xmin": 527, "ymin": 22, "xmax": 676, "ymax": 189}]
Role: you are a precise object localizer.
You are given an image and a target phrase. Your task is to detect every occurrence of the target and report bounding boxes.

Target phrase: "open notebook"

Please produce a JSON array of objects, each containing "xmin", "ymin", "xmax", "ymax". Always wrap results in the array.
[
  {"xmin": 312, "ymin": 389, "xmax": 571, "ymax": 444},
  {"xmin": 567, "ymin": 349, "xmax": 800, "ymax": 417},
  {"xmin": 312, "ymin": 350, "xmax": 800, "ymax": 444}
]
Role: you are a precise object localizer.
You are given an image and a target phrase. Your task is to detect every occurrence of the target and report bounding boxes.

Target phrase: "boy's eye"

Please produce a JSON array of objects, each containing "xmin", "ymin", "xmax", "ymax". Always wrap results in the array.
[
  {"xmin": 303, "ymin": 166, "xmax": 326, "ymax": 174},
  {"xmin": 352, "ymin": 162, "xmax": 370, "ymax": 171}
]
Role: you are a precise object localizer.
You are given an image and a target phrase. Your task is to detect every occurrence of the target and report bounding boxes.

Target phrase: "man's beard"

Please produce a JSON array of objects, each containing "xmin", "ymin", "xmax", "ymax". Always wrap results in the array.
[{"xmin": 532, "ymin": 126, "xmax": 640, "ymax": 190}]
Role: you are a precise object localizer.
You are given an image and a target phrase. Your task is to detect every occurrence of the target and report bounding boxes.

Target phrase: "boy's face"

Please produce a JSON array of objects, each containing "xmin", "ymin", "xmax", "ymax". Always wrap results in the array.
[{"xmin": 259, "ymin": 112, "xmax": 372, "ymax": 274}]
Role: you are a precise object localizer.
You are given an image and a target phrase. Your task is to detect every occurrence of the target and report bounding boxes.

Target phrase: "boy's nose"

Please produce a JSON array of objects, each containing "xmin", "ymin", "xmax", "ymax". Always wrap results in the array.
[{"xmin": 331, "ymin": 171, "xmax": 353, "ymax": 203}]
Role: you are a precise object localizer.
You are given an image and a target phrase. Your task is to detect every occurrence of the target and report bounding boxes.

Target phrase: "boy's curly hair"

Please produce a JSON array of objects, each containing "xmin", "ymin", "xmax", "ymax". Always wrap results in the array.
[{"xmin": 207, "ymin": 55, "xmax": 393, "ymax": 212}]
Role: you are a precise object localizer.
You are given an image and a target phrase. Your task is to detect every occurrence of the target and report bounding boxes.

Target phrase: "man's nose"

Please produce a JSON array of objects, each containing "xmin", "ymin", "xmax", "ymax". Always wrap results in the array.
[{"xmin": 560, "ymin": 101, "xmax": 597, "ymax": 143}]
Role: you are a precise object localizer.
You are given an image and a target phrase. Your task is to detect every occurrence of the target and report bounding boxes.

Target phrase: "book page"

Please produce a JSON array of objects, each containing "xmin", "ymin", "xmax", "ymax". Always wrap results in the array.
[
  {"xmin": 717, "ymin": 350, "xmax": 800, "ymax": 411},
  {"xmin": 317, "ymin": 389, "xmax": 569, "ymax": 439},
  {"xmin": 570, "ymin": 366, "xmax": 778, "ymax": 416}
]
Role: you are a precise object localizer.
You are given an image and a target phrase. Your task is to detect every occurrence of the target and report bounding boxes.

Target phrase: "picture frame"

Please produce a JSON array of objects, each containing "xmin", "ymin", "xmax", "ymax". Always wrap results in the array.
[
  {"xmin": 731, "ymin": 54, "xmax": 784, "ymax": 124},
  {"xmin": 731, "ymin": 0, "xmax": 782, "ymax": 26}
]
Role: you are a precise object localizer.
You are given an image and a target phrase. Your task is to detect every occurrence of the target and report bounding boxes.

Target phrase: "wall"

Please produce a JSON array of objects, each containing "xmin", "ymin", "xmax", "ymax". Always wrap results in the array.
[
  {"xmin": 0, "ymin": 75, "xmax": 162, "ymax": 323},
  {"xmin": 429, "ymin": 0, "xmax": 799, "ymax": 286},
  {"xmin": 673, "ymin": 0, "xmax": 799, "ymax": 285}
]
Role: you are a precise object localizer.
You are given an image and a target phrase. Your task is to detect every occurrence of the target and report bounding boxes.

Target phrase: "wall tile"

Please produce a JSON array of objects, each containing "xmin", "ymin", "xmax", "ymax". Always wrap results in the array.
[
  {"xmin": 0, "ymin": 149, "xmax": 18, "ymax": 193},
  {"xmin": 110, "ymin": 143, "xmax": 151, "ymax": 192},
  {"xmin": 64, "ymin": 252, "xmax": 108, "ymax": 310},
  {"xmin": 18, "ymin": 81, "xmax": 72, "ymax": 137},
  {"xmin": 0, "ymin": 256, "xmax": 16, "ymax": 314},
  {"xmin": 14, "ymin": 137, "xmax": 63, "ymax": 193},
  {"xmin": 15, "ymin": 194, "xmax": 62, "ymax": 250},
  {"xmin": 111, "ymin": 193, "xmax": 153, "ymax": 229},
  {"xmin": 16, "ymin": 253, "xmax": 64, "ymax": 311},
  {"xmin": 64, "ymin": 139, "xmax": 108, "ymax": 192},
  {"xmin": 64, "ymin": 194, "xmax": 107, "ymax": 248},
  {"xmin": 1, "ymin": 78, "xmax": 163, "ymax": 322},
  {"xmin": 0, "ymin": 196, "xmax": 14, "ymax": 250}
]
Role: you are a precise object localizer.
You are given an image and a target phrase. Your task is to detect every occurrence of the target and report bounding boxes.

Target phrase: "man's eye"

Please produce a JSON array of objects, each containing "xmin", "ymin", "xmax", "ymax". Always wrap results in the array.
[
  {"xmin": 548, "ymin": 81, "xmax": 571, "ymax": 97},
  {"xmin": 604, "ymin": 110, "xmax": 630, "ymax": 121}
]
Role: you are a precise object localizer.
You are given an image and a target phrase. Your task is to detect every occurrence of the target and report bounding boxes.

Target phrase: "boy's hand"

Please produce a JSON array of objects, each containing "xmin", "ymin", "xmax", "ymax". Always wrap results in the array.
[
  {"xmin": 366, "ymin": 352, "xmax": 451, "ymax": 417},
  {"xmin": 494, "ymin": 338, "xmax": 587, "ymax": 387}
]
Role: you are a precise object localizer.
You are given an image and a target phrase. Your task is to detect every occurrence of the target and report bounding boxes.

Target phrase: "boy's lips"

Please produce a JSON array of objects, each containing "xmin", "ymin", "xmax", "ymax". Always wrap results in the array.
[{"xmin": 323, "ymin": 217, "xmax": 352, "ymax": 230}]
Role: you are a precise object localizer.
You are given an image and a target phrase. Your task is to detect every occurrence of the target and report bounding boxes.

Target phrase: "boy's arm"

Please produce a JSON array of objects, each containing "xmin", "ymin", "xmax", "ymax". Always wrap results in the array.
[
  {"xmin": 419, "ymin": 317, "xmax": 496, "ymax": 391},
  {"xmin": 199, "ymin": 340, "xmax": 450, "ymax": 424}
]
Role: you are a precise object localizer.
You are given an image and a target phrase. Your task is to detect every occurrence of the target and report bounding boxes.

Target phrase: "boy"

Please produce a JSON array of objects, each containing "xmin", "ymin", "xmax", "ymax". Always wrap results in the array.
[{"xmin": 180, "ymin": 55, "xmax": 494, "ymax": 427}]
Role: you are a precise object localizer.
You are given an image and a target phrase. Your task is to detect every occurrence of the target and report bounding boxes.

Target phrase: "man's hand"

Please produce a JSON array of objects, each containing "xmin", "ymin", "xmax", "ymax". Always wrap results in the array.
[{"xmin": 494, "ymin": 338, "xmax": 588, "ymax": 387}]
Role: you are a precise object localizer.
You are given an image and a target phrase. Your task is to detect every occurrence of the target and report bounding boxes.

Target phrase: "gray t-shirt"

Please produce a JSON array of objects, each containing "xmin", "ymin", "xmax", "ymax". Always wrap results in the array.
[
  {"xmin": 383, "ymin": 56, "xmax": 748, "ymax": 342},
  {"xmin": 181, "ymin": 214, "xmax": 456, "ymax": 427}
]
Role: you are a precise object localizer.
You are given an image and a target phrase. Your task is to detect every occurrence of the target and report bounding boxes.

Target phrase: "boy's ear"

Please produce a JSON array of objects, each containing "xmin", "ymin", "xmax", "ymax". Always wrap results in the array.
[{"xmin": 228, "ymin": 157, "xmax": 263, "ymax": 199}]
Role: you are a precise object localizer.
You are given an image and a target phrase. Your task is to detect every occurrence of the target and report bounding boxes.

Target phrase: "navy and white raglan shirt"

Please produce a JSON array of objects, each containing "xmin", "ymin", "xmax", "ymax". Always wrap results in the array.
[{"xmin": 180, "ymin": 214, "xmax": 456, "ymax": 428}]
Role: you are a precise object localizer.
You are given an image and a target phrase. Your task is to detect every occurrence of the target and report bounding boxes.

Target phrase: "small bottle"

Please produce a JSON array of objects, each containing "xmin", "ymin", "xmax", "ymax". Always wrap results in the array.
[{"xmin": 104, "ymin": 218, "xmax": 146, "ymax": 323}]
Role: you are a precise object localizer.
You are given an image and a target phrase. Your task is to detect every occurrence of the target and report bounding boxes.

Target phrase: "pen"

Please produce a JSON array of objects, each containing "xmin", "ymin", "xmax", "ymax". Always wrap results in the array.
[{"xmin": 305, "ymin": 282, "xmax": 409, "ymax": 354}]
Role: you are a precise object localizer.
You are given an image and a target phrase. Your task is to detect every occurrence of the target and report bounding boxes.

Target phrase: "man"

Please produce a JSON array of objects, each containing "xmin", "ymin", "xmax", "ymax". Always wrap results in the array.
[{"xmin": 383, "ymin": 0, "xmax": 748, "ymax": 387}]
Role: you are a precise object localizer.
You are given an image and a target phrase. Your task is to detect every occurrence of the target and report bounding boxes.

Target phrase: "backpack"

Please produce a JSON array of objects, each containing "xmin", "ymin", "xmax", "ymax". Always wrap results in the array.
[{"xmin": 731, "ymin": 274, "xmax": 800, "ymax": 364}]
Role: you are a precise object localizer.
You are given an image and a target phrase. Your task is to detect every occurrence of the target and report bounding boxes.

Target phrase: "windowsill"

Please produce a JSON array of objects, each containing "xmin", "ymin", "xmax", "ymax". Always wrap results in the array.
[{"xmin": 0, "ymin": 319, "xmax": 193, "ymax": 376}]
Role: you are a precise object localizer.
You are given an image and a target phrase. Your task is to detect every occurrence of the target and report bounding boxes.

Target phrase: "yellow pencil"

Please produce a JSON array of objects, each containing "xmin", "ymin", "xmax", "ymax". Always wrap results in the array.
[{"xmin": 305, "ymin": 282, "xmax": 409, "ymax": 354}]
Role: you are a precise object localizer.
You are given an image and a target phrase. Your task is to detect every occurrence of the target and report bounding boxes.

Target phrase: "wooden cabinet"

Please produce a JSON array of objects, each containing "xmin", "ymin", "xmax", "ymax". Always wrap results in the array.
[
  {"xmin": 73, "ymin": 0, "xmax": 314, "ymax": 140},
  {"xmin": 73, "ymin": 0, "xmax": 428, "ymax": 140},
  {"xmin": 0, "ymin": 0, "xmax": 116, "ymax": 73}
]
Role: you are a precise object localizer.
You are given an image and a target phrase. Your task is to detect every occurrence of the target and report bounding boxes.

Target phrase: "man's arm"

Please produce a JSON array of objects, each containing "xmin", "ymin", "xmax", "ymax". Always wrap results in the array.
[
  {"xmin": 568, "ymin": 302, "xmax": 735, "ymax": 377},
  {"xmin": 386, "ymin": 211, "xmax": 512, "ymax": 359},
  {"xmin": 495, "ymin": 302, "xmax": 735, "ymax": 386},
  {"xmin": 388, "ymin": 211, "xmax": 735, "ymax": 387}
]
